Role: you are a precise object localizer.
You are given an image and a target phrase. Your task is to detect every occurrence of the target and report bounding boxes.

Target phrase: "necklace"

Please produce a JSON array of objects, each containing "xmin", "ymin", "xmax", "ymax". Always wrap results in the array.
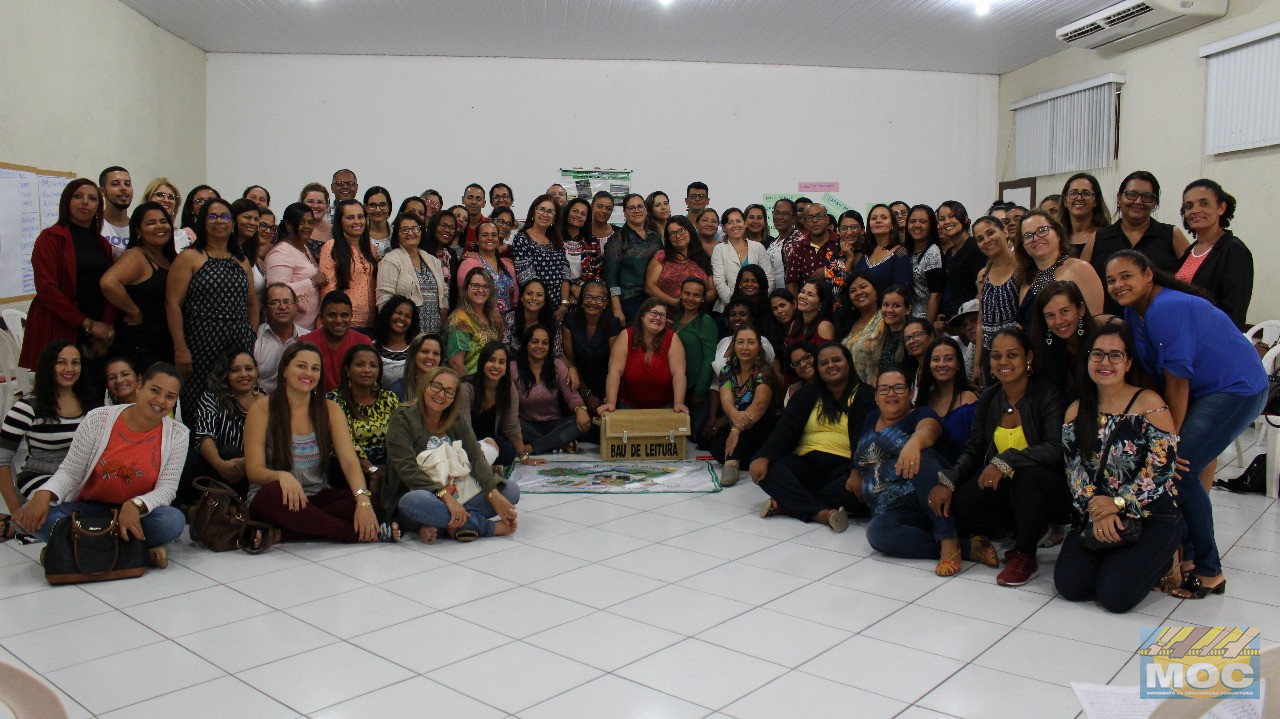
[
  {"xmin": 1190, "ymin": 243, "xmax": 1214, "ymax": 258},
  {"xmin": 1030, "ymin": 255, "xmax": 1068, "ymax": 296}
]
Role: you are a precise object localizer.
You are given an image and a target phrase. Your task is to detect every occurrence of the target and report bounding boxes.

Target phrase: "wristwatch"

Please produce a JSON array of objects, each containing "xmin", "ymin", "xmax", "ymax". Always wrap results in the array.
[
  {"xmin": 354, "ymin": 487, "xmax": 372, "ymax": 499},
  {"xmin": 1112, "ymin": 496, "xmax": 1126, "ymax": 510},
  {"xmin": 131, "ymin": 497, "xmax": 148, "ymax": 515}
]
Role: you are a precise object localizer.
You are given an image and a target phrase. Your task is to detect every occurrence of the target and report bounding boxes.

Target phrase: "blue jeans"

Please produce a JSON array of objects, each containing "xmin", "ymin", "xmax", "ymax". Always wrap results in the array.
[
  {"xmin": 1175, "ymin": 388, "xmax": 1267, "ymax": 577},
  {"xmin": 396, "ymin": 482, "xmax": 520, "ymax": 537},
  {"xmin": 866, "ymin": 449, "xmax": 956, "ymax": 559},
  {"xmin": 520, "ymin": 417, "xmax": 583, "ymax": 455},
  {"xmin": 34, "ymin": 501, "xmax": 186, "ymax": 548}
]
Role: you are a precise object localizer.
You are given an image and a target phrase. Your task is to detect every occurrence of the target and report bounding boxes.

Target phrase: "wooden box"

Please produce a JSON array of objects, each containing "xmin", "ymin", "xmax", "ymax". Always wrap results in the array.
[{"xmin": 600, "ymin": 409, "xmax": 691, "ymax": 461}]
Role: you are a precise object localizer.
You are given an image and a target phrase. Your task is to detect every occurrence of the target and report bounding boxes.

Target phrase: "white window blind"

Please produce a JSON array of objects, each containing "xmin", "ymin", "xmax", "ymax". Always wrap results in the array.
[
  {"xmin": 1010, "ymin": 74, "xmax": 1125, "ymax": 178},
  {"xmin": 1200, "ymin": 21, "xmax": 1280, "ymax": 154}
]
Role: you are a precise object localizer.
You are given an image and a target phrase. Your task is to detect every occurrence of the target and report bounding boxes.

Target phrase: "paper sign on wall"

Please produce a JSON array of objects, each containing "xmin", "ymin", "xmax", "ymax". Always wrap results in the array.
[{"xmin": 799, "ymin": 182, "xmax": 840, "ymax": 192}]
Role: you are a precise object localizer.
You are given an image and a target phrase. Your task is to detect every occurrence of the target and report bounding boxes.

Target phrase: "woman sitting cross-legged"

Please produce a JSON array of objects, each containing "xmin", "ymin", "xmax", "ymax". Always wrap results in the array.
[
  {"xmin": 1055, "ymin": 325, "xmax": 1183, "ymax": 613},
  {"xmin": 850, "ymin": 369, "xmax": 962, "ymax": 575},
  {"xmin": 511, "ymin": 325, "xmax": 591, "ymax": 455},
  {"xmin": 935, "ymin": 327, "xmax": 1072, "ymax": 587},
  {"xmin": 328, "ymin": 344, "xmax": 400, "ymax": 496},
  {"xmin": 243, "ymin": 342, "xmax": 396, "ymax": 544},
  {"xmin": 751, "ymin": 343, "xmax": 876, "ymax": 531},
  {"xmin": 710, "ymin": 326, "xmax": 776, "ymax": 487},
  {"xmin": 384, "ymin": 367, "xmax": 520, "ymax": 543},
  {"xmin": 179, "ymin": 348, "xmax": 264, "ymax": 504},
  {"xmin": 0, "ymin": 340, "xmax": 100, "ymax": 542},
  {"xmin": 15, "ymin": 363, "xmax": 189, "ymax": 568}
]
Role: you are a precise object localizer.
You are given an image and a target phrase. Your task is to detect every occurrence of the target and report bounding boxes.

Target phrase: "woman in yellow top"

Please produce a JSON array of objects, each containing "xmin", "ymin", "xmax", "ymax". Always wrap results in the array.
[
  {"xmin": 931, "ymin": 328, "xmax": 1070, "ymax": 588},
  {"xmin": 445, "ymin": 267, "xmax": 502, "ymax": 376}
]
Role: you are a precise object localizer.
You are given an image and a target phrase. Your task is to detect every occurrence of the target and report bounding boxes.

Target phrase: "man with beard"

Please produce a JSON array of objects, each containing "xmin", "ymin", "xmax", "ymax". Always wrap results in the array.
[{"xmin": 99, "ymin": 166, "xmax": 134, "ymax": 257}]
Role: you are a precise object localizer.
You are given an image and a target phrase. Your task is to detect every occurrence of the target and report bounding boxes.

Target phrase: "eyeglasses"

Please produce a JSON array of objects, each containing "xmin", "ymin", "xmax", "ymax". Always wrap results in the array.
[
  {"xmin": 428, "ymin": 380, "xmax": 457, "ymax": 399},
  {"xmin": 257, "ymin": 223, "xmax": 277, "ymax": 234},
  {"xmin": 192, "ymin": 197, "xmax": 210, "ymax": 206},
  {"xmin": 1088, "ymin": 349, "xmax": 1127, "ymax": 364},
  {"xmin": 875, "ymin": 384, "xmax": 910, "ymax": 396},
  {"xmin": 266, "ymin": 298, "xmax": 295, "ymax": 307},
  {"xmin": 398, "ymin": 226, "xmax": 423, "ymax": 236},
  {"xmin": 151, "ymin": 192, "xmax": 178, "ymax": 202},
  {"xmin": 1122, "ymin": 189, "xmax": 1158, "ymax": 205},
  {"xmin": 206, "ymin": 213, "xmax": 233, "ymax": 223},
  {"xmin": 668, "ymin": 227, "xmax": 689, "ymax": 237},
  {"xmin": 644, "ymin": 309, "xmax": 668, "ymax": 320},
  {"xmin": 625, "ymin": 205, "xmax": 645, "ymax": 212},
  {"xmin": 468, "ymin": 283, "xmax": 491, "ymax": 293},
  {"xmin": 494, "ymin": 219, "xmax": 514, "ymax": 228},
  {"xmin": 366, "ymin": 202, "xmax": 389, "ymax": 210},
  {"xmin": 333, "ymin": 180, "xmax": 357, "ymax": 188},
  {"xmin": 1066, "ymin": 189, "xmax": 1095, "ymax": 199},
  {"xmin": 535, "ymin": 207, "xmax": 556, "ymax": 216},
  {"xmin": 790, "ymin": 354, "xmax": 813, "ymax": 369},
  {"xmin": 892, "ymin": 210, "xmax": 908, "ymax": 218},
  {"xmin": 687, "ymin": 193, "xmax": 708, "ymax": 200},
  {"xmin": 905, "ymin": 331, "xmax": 931, "ymax": 342},
  {"xmin": 837, "ymin": 225, "xmax": 861, "ymax": 234},
  {"xmin": 424, "ymin": 199, "xmax": 443, "ymax": 209},
  {"xmin": 581, "ymin": 294, "xmax": 607, "ymax": 305},
  {"xmin": 773, "ymin": 210, "xmax": 793, "ymax": 218},
  {"xmin": 803, "ymin": 213, "xmax": 826, "ymax": 222},
  {"xmin": 492, "ymin": 193, "xmax": 512, "ymax": 202},
  {"xmin": 1021, "ymin": 225, "xmax": 1053, "ymax": 243}
]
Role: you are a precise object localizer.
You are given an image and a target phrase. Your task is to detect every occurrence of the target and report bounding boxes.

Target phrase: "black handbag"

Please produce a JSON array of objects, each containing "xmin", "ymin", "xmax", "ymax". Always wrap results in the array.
[
  {"xmin": 1078, "ymin": 390, "xmax": 1144, "ymax": 551},
  {"xmin": 188, "ymin": 476, "xmax": 277, "ymax": 554},
  {"xmin": 43, "ymin": 510, "xmax": 147, "ymax": 585}
]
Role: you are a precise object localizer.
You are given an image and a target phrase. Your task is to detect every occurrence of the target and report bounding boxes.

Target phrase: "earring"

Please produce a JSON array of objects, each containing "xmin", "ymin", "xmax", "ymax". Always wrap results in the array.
[
  {"xmin": 1077, "ymin": 318, "xmax": 1085, "ymax": 337},
  {"xmin": 1045, "ymin": 329, "xmax": 1053, "ymax": 346},
  {"xmin": 1026, "ymin": 363, "xmax": 1033, "ymax": 375}
]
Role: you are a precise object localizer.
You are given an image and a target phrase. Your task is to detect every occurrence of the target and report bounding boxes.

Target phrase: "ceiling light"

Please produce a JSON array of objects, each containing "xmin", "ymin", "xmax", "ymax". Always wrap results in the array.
[
  {"xmin": 975, "ymin": 0, "xmax": 991, "ymax": 15},
  {"xmin": 658, "ymin": 0, "xmax": 674, "ymax": 6}
]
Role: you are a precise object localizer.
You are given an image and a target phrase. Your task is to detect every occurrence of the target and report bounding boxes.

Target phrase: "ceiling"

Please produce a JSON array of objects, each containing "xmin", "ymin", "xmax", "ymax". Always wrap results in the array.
[{"xmin": 119, "ymin": 0, "xmax": 1117, "ymax": 75}]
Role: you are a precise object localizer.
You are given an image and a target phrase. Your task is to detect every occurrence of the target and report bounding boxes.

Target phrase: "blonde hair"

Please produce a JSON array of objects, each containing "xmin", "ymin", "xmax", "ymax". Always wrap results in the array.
[
  {"xmin": 142, "ymin": 177, "xmax": 182, "ymax": 215},
  {"xmin": 416, "ymin": 366, "xmax": 462, "ymax": 434}
]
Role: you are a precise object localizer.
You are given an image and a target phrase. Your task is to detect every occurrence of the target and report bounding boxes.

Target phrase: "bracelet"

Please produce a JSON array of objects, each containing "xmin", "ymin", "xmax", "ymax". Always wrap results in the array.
[
  {"xmin": 353, "ymin": 488, "xmax": 372, "ymax": 498},
  {"xmin": 990, "ymin": 457, "xmax": 1014, "ymax": 478},
  {"xmin": 936, "ymin": 474, "xmax": 955, "ymax": 491},
  {"xmin": 573, "ymin": 405, "xmax": 587, "ymax": 413},
  {"xmin": 357, "ymin": 500, "xmax": 372, "ymax": 508},
  {"xmin": 517, "ymin": 452, "xmax": 530, "ymax": 462},
  {"xmin": 729, "ymin": 427, "xmax": 740, "ymax": 433},
  {"xmin": 435, "ymin": 488, "xmax": 449, "ymax": 499}
]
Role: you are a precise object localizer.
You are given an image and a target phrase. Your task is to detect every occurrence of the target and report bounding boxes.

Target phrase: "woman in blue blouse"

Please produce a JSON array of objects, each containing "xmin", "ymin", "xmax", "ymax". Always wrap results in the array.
[
  {"xmin": 1056, "ymin": 325, "xmax": 1182, "ymax": 612},
  {"xmin": 855, "ymin": 204, "xmax": 913, "ymax": 298},
  {"xmin": 1105, "ymin": 249, "xmax": 1267, "ymax": 598},
  {"xmin": 915, "ymin": 336, "xmax": 978, "ymax": 465}
]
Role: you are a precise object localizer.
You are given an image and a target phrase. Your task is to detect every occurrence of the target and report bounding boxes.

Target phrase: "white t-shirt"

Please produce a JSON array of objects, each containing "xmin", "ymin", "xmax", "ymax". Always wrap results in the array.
[{"xmin": 102, "ymin": 221, "xmax": 130, "ymax": 258}]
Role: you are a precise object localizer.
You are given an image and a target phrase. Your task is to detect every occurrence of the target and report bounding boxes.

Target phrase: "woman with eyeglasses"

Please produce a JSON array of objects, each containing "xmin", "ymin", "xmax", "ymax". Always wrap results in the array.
[
  {"xmin": 1015, "ymin": 211, "xmax": 1104, "ymax": 331},
  {"xmin": 936, "ymin": 328, "xmax": 1070, "ymax": 587},
  {"xmin": 1174, "ymin": 179, "xmax": 1252, "ymax": 331},
  {"xmin": 490, "ymin": 206, "xmax": 518, "ymax": 256},
  {"xmin": 1057, "ymin": 173, "xmax": 1111, "ymax": 264},
  {"xmin": 458, "ymin": 220, "xmax": 517, "ymax": 317},
  {"xmin": 167, "ymin": 198, "xmax": 259, "ymax": 413},
  {"xmin": 1091, "ymin": 171, "xmax": 1191, "ymax": 316},
  {"xmin": 371, "ymin": 295, "xmax": 419, "ymax": 391},
  {"xmin": 385, "ymin": 366, "xmax": 519, "ymax": 543},
  {"xmin": 1055, "ymin": 325, "xmax": 1183, "ymax": 612},
  {"xmin": 710, "ymin": 326, "xmax": 776, "ymax": 486},
  {"xmin": 562, "ymin": 279, "xmax": 622, "ymax": 419},
  {"xmin": 510, "ymin": 194, "xmax": 572, "ymax": 319},
  {"xmin": 836, "ymin": 270, "xmax": 884, "ymax": 386},
  {"xmin": 419, "ymin": 189, "xmax": 444, "ymax": 219},
  {"xmin": 265, "ymin": 202, "xmax": 326, "ymax": 330},
  {"xmin": 1104, "ymin": 249, "xmax": 1266, "ymax": 598},
  {"xmin": 318, "ymin": 199, "xmax": 379, "ymax": 335},
  {"xmin": 856, "ymin": 204, "xmax": 913, "ymax": 299},
  {"xmin": 605, "ymin": 193, "xmax": 663, "ymax": 325},
  {"xmin": 244, "ymin": 343, "xmax": 394, "ymax": 545},
  {"xmin": 445, "ymin": 267, "xmax": 503, "ymax": 376},
  {"xmin": 851, "ymin": 369, "xmax": 963, "ymax": 576},
  {"xmin": 364, "ymin": 186, "xmax": 394, "ymax": 259},
  {"xmin": 100, "ymin": 202, "xmax": 178, "ymax": 371},
  {"xmin": 916, "ymin": 336, "xmax": 979, "ymax": 465},
  {"xmin": 752, "ymin": 343, "xmax": 875, "ymax": 532},
  {"xmin": 835, "ymin": 211, "xmax": 866, "ymax": 280},
  {"xmin": 376, "ymin": 212, "xmax": 448, "ymax": 336},
  {"xmin": 906, "ymin": 205, "xmax": 944, "ymax": 323},
  {"xmin": 783, "ymin": 341, "xmax": 819, "ymax": 406},
  {"xmin": 178, "ymin": 185, "xmax": 221, "ymax": 254},
  {"xmin": 597, "ymin": 297, "xmax": 689, "ymax": 414},
  {"xmin": 646, "ymin": 216, "xmax": 714, "ymax": 309},
  {"xmin": 711, "ymin": 208, "xmax": 767, "ymax": 314}
]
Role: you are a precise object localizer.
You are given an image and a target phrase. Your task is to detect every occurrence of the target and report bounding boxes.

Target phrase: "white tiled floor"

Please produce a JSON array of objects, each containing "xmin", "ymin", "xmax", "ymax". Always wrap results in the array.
[{"xmin": 2, "ymin": 436, "xmax": 1279, "ymax": 718}]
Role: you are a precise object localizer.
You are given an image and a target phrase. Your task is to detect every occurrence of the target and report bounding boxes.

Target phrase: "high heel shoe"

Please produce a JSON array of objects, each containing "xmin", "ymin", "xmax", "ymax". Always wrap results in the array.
[{"xmin": 1174, "ymin": 574, "xmax": 1226, "ymax": 599}]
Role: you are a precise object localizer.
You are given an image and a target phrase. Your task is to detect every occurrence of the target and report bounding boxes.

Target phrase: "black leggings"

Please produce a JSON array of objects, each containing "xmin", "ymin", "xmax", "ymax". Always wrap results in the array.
[
  {"xmin": 709, "ymin": 416, "xmax": 775, "ymax": 465},
  {"xmin": 951, "ymin": 463, "xmax": 1072, "ymax": 556},
  {"xmin": 759, "ymin": 451, "xmax": 864, "ymax": 520}
]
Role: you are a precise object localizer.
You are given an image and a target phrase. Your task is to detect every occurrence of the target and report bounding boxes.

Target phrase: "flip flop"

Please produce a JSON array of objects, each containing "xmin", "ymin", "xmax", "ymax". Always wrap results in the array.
[
  {"xmin": 450, "ymin": 528, "xmax": 479, "ymax": 543},
  {"xmin": 378, "ymin": 521, "xmax": 401, "ymax": 543}
]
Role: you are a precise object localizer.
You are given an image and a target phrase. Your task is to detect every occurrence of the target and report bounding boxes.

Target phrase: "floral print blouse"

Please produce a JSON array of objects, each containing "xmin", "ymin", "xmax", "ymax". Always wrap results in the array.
[
  {"xmin": 327, "ymin": 387, "xmax": 400, "ymax": 465},
  {"xmin": 1062, "ymin": 411, "xmax": 1178, "ymax": 519}
]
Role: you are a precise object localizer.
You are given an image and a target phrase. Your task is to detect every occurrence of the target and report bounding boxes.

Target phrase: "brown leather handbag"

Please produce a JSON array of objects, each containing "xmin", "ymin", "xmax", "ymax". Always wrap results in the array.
[
  {"xmin": 188, "ymin": 476, "xmax": 277, "ymax": 554},
  {"xmin": 43, "ymin": 510, "xmax": 147, "ymax": 585}
]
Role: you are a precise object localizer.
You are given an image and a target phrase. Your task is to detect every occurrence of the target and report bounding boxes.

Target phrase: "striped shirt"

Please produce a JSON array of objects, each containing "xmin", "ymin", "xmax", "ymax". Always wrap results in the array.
[
  {"xmin": 191, "ymin": 391, "xmax": 252, "ymax": 453},
  {"xmin": 0, "ymin": 398, "xmax": 85, "ymax": 497}
]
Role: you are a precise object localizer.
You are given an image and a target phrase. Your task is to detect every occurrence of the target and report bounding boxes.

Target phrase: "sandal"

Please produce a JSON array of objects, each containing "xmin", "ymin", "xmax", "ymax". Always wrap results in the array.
[
  {"xmin": 378, "ymin": 521, "xmax": 401, "ymax": 543},
  {"xmin": 249, "ymin": 527, "xmax": 282, "ymax": 553},
  {"xmin": 760, "ymin": 499, "xmax": 780, "ymax": 519},
  {"xmin": 821, "ymin": 507, "xmax": 849, "ymax": 533},
  {"xmin": 0, "ymin": 515, "xmax": 14, "ymax": 543},
  {"xmin": 450, "ymin": 528, "xmax": 479, "ymax": 543},
  {"xmin": 936, "ymin": 545, "xmax": 963, "ymax": 577},
  {"xmin": 969, "ymin": 536, "xmax": 999, "ymax": 568},
  {"xmin": 1155, "ymin": 548, "xmax": 1183, "ymax": 594},
  {"xmin": 1171, "ymin": 574, "xmax": 1227, "ymax": 599}
]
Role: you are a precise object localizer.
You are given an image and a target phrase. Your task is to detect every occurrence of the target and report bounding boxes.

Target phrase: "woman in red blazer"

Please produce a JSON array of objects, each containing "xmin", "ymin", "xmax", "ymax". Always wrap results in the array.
[{"xmin": 19, "ymin": 179, "xmax": 116, "ymax": 369}]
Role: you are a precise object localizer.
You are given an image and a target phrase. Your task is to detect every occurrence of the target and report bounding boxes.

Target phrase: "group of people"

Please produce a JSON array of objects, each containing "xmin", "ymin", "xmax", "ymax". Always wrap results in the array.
[{"xmin": 0, "ymin": 166, "xmax": 1263, "ymax": 613}]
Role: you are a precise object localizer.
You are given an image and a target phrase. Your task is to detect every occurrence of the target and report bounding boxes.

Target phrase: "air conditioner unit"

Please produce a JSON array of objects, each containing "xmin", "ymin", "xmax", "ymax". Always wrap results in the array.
[{"xmin": 1056, "ymin": 0, "xmax": 1228, "ymax": 54}]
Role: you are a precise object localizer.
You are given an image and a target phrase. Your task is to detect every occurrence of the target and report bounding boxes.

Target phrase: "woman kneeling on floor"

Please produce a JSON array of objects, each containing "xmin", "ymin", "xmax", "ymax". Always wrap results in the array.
[
  {"xmin": 243, "ymin": 343, "xmax": 395, "ymax": 544},
  {"xmin": 850, "ymin": 369, "xmax": 962, "ymax": 576},
  {"xmin": 1055, "ymin": 325, "xmax": 1183, "ymax": 613},
  {"xmin": 751, "ymin": 343, "xmax": 876, "ymax": 531},
  {"xmin": 384, "ymin": 367, "xmax": 520, "ymax": 543},
  {"xmin": 16, "ymin": 363, "xmax": 189, "ymax": 568}
]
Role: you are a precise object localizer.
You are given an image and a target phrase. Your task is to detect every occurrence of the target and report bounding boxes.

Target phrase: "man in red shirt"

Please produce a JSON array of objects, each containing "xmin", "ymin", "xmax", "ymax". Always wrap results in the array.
[
  {"xmin": 300, "ymin": 291, "xmax": 371, "ymax": 394},
  {"xmin": 462, "ymin": 182, "xmax": 489, "ymax": 251}
]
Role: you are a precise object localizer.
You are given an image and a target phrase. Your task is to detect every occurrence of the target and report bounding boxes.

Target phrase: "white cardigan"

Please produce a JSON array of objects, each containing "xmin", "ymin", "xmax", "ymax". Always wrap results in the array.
[
  {"xmin": 711, "ymin": 239, "xmax": 767, "ymax": 312},
  {"xmin": 377, "ymin": 247, "xmax": 449, "ymax": 312},
  {"xmin": 40, "ymin": 404, "xmax": 190, "ymax": 513}
]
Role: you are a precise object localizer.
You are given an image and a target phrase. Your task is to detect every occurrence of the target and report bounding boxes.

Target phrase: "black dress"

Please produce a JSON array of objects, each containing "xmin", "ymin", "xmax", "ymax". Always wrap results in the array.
[
  {"xmin": 182, "ymin": 256, "xmax": 255, "ymax": 411},
  {"xmin": 113, "ymin": 253, "xmax": 173, "ymax": 370}
]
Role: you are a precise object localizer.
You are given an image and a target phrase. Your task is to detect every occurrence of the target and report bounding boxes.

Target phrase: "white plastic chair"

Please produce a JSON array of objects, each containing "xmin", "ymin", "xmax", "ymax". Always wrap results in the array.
[
  {"xmin": 0, "ymin": 308, "xmax": 25, "ymax": 349},
  {"xmin": 1261, "ymin": 344, "xmax": 1280, "ymax": 498},
  {"xmin": 0, "ymin": 331, "xmax": 20, "ymax": 418},
  {"xmin": 1230, "ymin": 321, "xmax": 1280, "ymax": 467}
]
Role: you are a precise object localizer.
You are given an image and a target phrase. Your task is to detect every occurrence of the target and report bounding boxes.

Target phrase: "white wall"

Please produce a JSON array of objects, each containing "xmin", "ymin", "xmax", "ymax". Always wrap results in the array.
[
  {"xmin": 997, "ymin": 0, "xmax": 1280, "ymax": 324},
  {"xmin": 207, "ymin": 54, "xmax": 998, "ymax": 223},
  {"xmin": 0, "ymin": 0, "xmax": 207, "ymax": 209}
]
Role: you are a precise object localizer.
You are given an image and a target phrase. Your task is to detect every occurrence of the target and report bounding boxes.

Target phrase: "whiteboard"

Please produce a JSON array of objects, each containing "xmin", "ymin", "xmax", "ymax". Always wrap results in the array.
[{"xmin": 0, "ymin": 164, "xmax": 75, "ymax": 301}]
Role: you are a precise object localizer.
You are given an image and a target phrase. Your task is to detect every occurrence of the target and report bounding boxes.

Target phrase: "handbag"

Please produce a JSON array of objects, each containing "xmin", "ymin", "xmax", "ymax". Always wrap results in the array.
[
  {"xmin": 188, "ymin": 476, "xmax": 278, "ymax": 554},
  {"xmin": 43, "ymin": 510, "xmax": 146, "ymax": 585},
  {"xmin": 1213, "ymin": 453, "xmax": 1267, "ymax": 494},
  {"xmin": 1078, "ymin": 390, "xmax": 1144, "ymax": 551}
]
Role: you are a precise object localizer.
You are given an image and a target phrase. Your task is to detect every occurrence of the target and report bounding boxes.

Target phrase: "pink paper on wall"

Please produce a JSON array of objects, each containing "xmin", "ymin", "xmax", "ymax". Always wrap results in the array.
[{"xmin": 798, "ymin": 182, "xmax": 839, "ymax": 192}]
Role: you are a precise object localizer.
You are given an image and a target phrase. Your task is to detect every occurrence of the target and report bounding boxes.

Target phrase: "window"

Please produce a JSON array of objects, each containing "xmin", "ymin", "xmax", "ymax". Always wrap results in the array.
[
  {"xmin": 1200, "ymin": 21, "xmax": 1280, "ymax": 154},
  {"xmin": 1010, "ymin": 74, "xmax": 1125, "ymax": 177}
]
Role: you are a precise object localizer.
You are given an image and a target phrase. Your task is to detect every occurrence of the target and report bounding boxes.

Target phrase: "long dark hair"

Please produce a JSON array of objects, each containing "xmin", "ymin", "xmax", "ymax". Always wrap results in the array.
[
  {"xmin": 1058, "ymin": 172, "xmax": 1112, "ymax": 232},
  {"xmin": 835, "ymin": 270, "xmax": 881, "ymax": 339},
  {"xmin": 790, "ymin": 279, "xmax": 833, "ymax": 340},
  {"xmin": 126, "ymin": 202, "xmax": 177, "ymax": 261},
  {"xmin": 814, "ymin": 343, "xmax": 858, "ymax": 424},
  {"xmin": 734, "ymin": 264, "xmax": 771, "ymax": 319},
  {"xmin": 423, "ymin": 207, "xmax": 455, "ymax": 255},
  {"xmin": 181, "ymin": 185, "xmax": 221, "ymax": 229},
  {"xmin": 329, "ymin": 198, "xmax": 377, "ymax": 291},
  {"xmin": 373, "ymin": 294, "xmax": 420, "ymax": 346},
  {"xmin": 32, "ymin": 340, "xmax": 98, "ymax": 423},
  {"xmin": 744, "ymin": 204, "xmax": 774, "ymax": 245},
  {"xmin": 906, "ymin": 204, "xmax": 940, "ymax": 254},
  {"xmin": 512, "ymin": 278, "xmax": 557, "ymax": 346},
  {"xmin": 56, "ymin": 179, "xmax": 104, "ymax": 233},
  {"xmin": 520, "ymin": 194, "xmax": 563, "ymax": 249},
  {"xmin": 515, "ymin": 325, "xmax": 558, "ymax": 392},
  {"xmin": 279, "ymin": 202, "xmax": 311, "ymax": 247},
  {"xmin": 1013, "ymin": 209, "xmax": 1068, "ymax": 283},
  {"xmin": 1105, "ymin": 249, "xmax": 1212, "ymax": 301},
  {"xmin": 191, "ymin": 198, "xmax": 246, "ymax": 259},
  {"xmin": 865, "ymin": 203, "xmax": 902, "ymax": 253},
  {"xmin": 266, "ymin": 342, "xmax": 332, "ymax": 471},
  {"xmin": 334, "ymin": 344, "xmax": 381, "ymax": 420},
  {"xmin": 205, "ymin": 347, "xmax": 260, "ymax": 415},
  {"xmin": 230, "ymin": 198, "xmax": 261, "ymax": 265},
  {"xmin": 558, "ymin": 197, "xmax": 591, "ymax": 245},
  {"xmin": 663, "ymin": 216, "xmax": 713, "ymax": 275},
  {"xmin": 1072, "ymin": 324, "xmax": 1141, "ymax": 459},
  {"xmin": 1030, "ymin": 280, "xmax": 1091, "ymax": 400},
  {"xmin": 915, "ymin": 335, "xmax": 974, "ymax": 413},
  {"xmin": 465, "ymin": 341, "xmax": 513, "ymax": 429}
]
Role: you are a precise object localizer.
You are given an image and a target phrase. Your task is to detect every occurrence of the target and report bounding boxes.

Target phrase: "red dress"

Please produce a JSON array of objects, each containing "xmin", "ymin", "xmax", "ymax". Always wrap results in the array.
[{"xmin": 619, "ymin": 328, "xmax": 675, "ymax": 408}]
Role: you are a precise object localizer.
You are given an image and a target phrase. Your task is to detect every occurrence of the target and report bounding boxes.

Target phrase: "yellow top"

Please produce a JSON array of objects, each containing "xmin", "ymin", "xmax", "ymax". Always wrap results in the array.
[
  {"xmin": 992, "ymin": 425, "xmax": 1028, "ymax": 453},
  {"xmin": 796, "ymin": 399, "xmax": 851, "ymax": 457}
]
